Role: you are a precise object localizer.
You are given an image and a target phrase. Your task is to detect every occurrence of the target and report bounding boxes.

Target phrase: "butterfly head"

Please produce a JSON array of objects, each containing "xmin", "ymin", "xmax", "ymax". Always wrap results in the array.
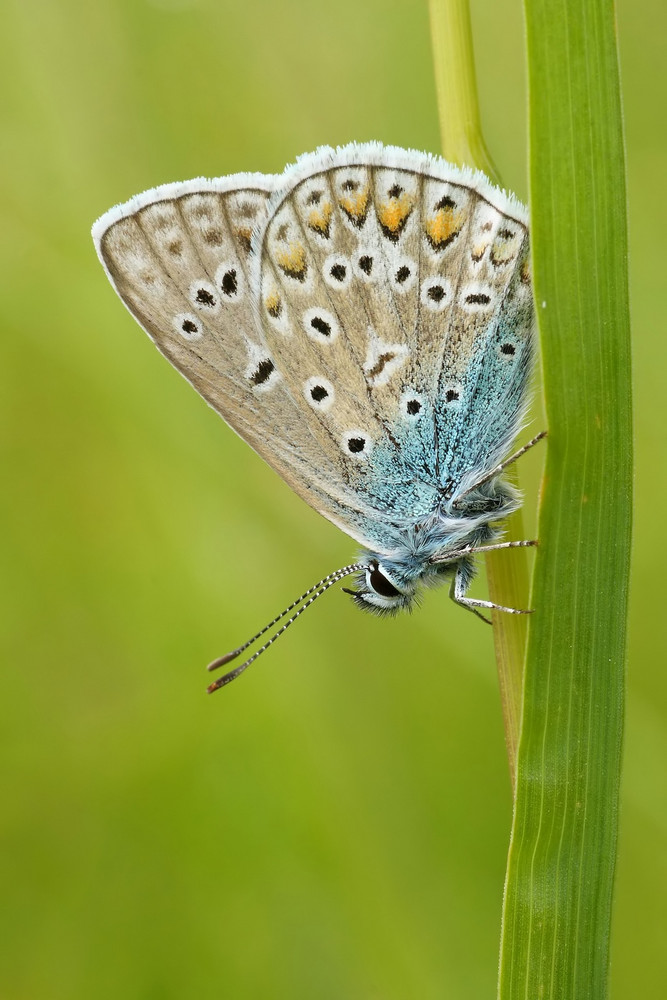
[{"xmin": 343, "ymin": 559, "xmax": 422, "ymax": 616}]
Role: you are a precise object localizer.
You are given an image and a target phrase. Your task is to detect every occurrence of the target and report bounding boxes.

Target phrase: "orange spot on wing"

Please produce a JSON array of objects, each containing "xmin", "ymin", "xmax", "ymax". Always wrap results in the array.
[
  {"xmin": 307, "ymin": 201, "xmax": 333, "ymax": 235},
  {"xmin": 490, "ymin": 233, "xmax": 519, "ymax": 267},
  {"xmin": 425, "ymin": 207, "xmax": 465, "ymax": 249},
  {"xmin": 471, "ymin": 241, "xmax": 489, "ymax": 262},
  {"xmin": 234, "ymin": 226, "xmax": 252, "ymax": 253},
  {"xmin": 275, "ymin": 242, "xmax": 307, "ymax": 279},
  {"xmin": 265, "ymin": 291, "xmax": 282, "ymax": 318},
  {"xmin": 377, "ymin": 192, "xmax": 413, "ymax": 234},
  {"xmin": 339, "ymin": 188, "xmax": 369, "ymax": 221}
]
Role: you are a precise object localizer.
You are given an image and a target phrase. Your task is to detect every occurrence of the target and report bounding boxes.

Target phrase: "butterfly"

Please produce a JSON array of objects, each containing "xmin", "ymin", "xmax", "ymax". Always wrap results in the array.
[{"xmin": 92, "ymin": 142, "xmax": 542, "ymax": 691}]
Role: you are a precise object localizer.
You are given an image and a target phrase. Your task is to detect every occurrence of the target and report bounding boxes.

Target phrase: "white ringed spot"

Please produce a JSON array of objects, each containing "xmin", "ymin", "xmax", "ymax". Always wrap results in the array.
[
  {"xmin": 322, "ymin": 254, "xmax": 352, "ymax": 290},
  {"xmin": 498, "ymin": 339, "xmax": 518, "ymax": 359},
  {"xmin": 244, "ymin": 343, "xmax": 280, "ymax": 392},
  {"xmin": 390, "ymin": 257, "xmax": 417, "ymax": 294},
  {"xmin": 190, "ymin": 280, "xmax": 220, "ymax": 314},
  {"xmin": 341, "ymin": 429, "xmax": 373, "ymax": 460},
  {"xmin": 175, "ymin": 313, "xmax": 202, "ymax": 341},
  {"xmin": 420, "ymin": 276, "xmax": 452, "ymax": 312},
  {"xmin": 460, "ymin": 284, "xmax": 494, "ymax": 311},
  {"xmin": 399, "ymin": 390, "xmax": 426, "ymax": 420},
  {"xmin": 303, "ymin": 376, "xmax": 335, "ymax": 413},
  {"xmin": 352, "ymin": 248, "xmax": 377, "ymax": 283},
  {"xmin": 303, "ymin": 306, "xmax": 340, "ymax": 344},
  {"xmin": 442, "ymin": 382, "xmax": 464, "ymax": 407}
]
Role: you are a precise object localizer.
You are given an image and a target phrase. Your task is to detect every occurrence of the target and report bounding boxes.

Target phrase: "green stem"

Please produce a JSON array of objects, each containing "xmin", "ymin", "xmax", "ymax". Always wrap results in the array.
[
  {"xmin": 498, "ymin": 1, "xmax": 631, "ymax": 996},
  {"xmin": 428, "ymin": 0, "xmax": 499, "ymax": 183},
  {"xmin": 428, "ymin": 0, "xmax": 530, "ymax": 789}
]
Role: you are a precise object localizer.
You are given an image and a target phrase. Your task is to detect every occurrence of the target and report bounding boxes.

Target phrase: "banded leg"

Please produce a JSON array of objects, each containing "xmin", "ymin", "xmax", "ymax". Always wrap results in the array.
[
  {"xmin": 453, "ymin": 430, "xmax": 547, "ymax": 505},
  {"xmin": 449, "ymin": 562, "xmax": 534, "ymax": 624},
  {"xmin": 431, "ymin": 539, "xmax": 537, "ymax": 565}
]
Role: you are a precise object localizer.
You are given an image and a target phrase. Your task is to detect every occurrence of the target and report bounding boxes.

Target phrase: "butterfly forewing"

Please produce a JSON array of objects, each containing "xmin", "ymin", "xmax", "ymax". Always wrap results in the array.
[{"xmin": 93, "ymin": 176, "xmax": 369, "ymax": 534}]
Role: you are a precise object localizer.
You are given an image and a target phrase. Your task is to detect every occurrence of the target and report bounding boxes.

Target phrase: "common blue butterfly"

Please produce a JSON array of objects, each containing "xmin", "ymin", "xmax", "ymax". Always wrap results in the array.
[{"xmin": 92, "ymin": 143, "xmax": 541, "ymax": 690}]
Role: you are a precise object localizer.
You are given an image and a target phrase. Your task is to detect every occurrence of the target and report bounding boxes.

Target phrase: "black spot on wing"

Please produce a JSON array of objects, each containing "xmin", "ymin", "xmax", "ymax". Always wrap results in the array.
[
  {"xmin": 195, "ymin": 288, "xmax": 216, "ymax": 307},
  {"xmin": 220, "ymin": 269, "xmax": 238, "ymax": 297},
  {"xmin": 251, "ymin": 359, "xmax": 275, "ymax": 385},
  {"xmin": 347, "ymin": 437, "xmax": 366, "ymax": 454},
  {"xmin": 310, "ymin": 316, "xmax": 331, "ymax": 337}
]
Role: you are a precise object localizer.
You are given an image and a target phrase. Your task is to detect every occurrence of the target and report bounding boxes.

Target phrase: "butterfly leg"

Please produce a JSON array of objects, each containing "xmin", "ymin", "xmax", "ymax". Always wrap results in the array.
[
  {"xmin": 449, "ymin": 563, "xmax": 534, "ymax": 623},
  {"xmin": 454, "ymin": 431, "xmax": 547, "ymax": 504},
  {"xmin": 490, "ymin": 430, "xmax": 547, "ymax": 478},
  {"xmin": 432, "ymin": 539, "xmax": 537, "ymax": 564}
]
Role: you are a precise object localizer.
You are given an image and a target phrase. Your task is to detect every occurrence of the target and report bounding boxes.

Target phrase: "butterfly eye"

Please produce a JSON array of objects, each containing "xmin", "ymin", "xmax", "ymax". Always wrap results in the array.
[
  {"xmin": 220, "ymin": 270, "xmax": 238, "ymax": 296},
  {"xmin": 368, "ymin": 565, "xmax": 401, "ymax": 599},
  {"xmin": 341, "ymin": 429, "xmax": 373, "ymax": 458},
  {"xmin": 190, "ymin": 280, "xmax": 219, "ymax": 313},
  {"xmin": 250, "ymin": 359, "xmax": 275, "ymax": 386},
  {"xmin": 462, "ymin": 287, "xmax": 494, "ymax": 310},
  {"xmin": 420, "ymin": 276, "xmax": 452, "ymax": 312},
  {"xmin": 354, "ymin": 252, "xmax": 376, "ymax": 282}
]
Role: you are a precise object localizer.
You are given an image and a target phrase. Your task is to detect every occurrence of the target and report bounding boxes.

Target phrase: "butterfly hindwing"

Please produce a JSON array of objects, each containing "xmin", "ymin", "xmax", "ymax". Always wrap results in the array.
[
  {"xmin": 440, "ymin": 236, "xmax": 534, "ymax": 494},
  {"xmin": 428, "ymin": 184, "xmax": 532, "ymax": 492},
  {"xmin": 93, "ymin": 175, "xmax": 380, "ymax": 539},
  {"xmin": 253, "ymin": 144, "xmax": 533, "ymax": 547}
]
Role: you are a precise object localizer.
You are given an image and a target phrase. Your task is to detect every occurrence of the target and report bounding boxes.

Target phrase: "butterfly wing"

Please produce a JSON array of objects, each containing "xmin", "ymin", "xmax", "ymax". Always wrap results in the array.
[
  {"xmin": 92, "ymin": 173, "xmax": 371, "ymax": 540},
  {"xmin": 253, "ymin": 144, "xmax": 533, "ymax": 551},
  {"xmin": 423, "ymin": 176, "xmax": 533, "ymax": 495},
  {"xmin": 254, "ymin": 148, "xmax": 438, "ymax": 549},
  {"xmin": 93, "ymin": 145, "xmax": 533, "ymax": 560}
]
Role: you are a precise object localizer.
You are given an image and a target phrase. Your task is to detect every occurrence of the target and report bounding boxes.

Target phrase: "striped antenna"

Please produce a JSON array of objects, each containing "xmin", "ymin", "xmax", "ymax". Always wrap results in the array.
[{"xmin": 206, "ymin": 563, "xmax": 366, "ymax": 693}]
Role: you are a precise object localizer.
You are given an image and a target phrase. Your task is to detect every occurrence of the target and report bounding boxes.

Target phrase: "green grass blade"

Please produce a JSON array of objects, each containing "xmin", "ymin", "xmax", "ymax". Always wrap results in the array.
[{"xmin": 499, "ymin": 1, "xmax": 632, "ymax": 997}]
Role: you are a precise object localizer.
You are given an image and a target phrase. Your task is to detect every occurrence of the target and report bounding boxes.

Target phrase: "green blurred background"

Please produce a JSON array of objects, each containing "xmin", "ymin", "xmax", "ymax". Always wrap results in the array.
[{"xmin": 1, "ymin": 1, "xmax": 664, "ymax": 996}]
